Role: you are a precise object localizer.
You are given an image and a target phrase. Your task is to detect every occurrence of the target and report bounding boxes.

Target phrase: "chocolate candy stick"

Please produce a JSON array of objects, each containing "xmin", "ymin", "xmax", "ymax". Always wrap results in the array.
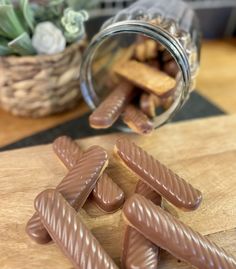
[
  {"xmin": 26, "ymin": 145, "xmax": 108, "ymax": 244},
  {"xmin": 122, "ymin": 181, "xmax": 162, "ymax": 269},
  {"xmin": 162, "ymin": 49, "xmax": 173, "ymax": 63},
  {"xmin": 114, "ymin": 60, "xmax": 175, "ymax": 97},
  {"xmin": 163, "ymin": 60, "xmax": 179, "ymax": 78},
  {"xmin": 152, "ymin": 95, "xmax": 161, "ymax": 107},
  {"xmin": 53, "ymin": 136, "xmax": 125, "ymax": 213},
  {"xmin": 123, "ymin": 226, "xmax": 159, "ymax": 269},
  {"xmin": 122, "ymin": 105, "xmax": 154, "ymax": 135},
  {"xmin": 123, "ymin": 194, "xmax": 236, "ymax": 269},
  {"xmin": 114, "ymin": 138, "xmax": 202, "ymax": 210},
  {"xmin": 140, "ymin": 93, "xmax": 161, "ymax": 118},
  {"xmin": 89, "ymin": 80, "xmax": 133, "ymax": 129},
  {"xmin": 93, "ymin": 173, "xmax": 125, "ymax": 212},
  {"xmin": 135, "ymin": 180, "xmax": 162, "ymax": 206},
  {"xmin": 162, "ymin": 96, "xmax": 174, "ymax": 110},
  {"xmin": 52, "ymin": 135, "xmax": 83, "ymax": 170},
  {"xmin": 35, "ymin": 189, "xmax": 118, "ymax": 269}
]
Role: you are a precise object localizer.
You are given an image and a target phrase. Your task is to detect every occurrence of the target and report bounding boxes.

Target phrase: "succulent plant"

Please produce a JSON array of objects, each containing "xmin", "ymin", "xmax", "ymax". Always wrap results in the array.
[
  {"xmin": 32, "ymin": 22, "xmax": 66, "ymax": 54},
  {"xmin": 0, "ymin": 38, "xmax": 12, "ymax": 55},
  {"xmin": 0, "ymin": 0, "xmax": 36, "ymax": 55},
  {"xmin": 0, "ymin": 0, "xmax": 98, "ymax": 56},
  {"xmin": 0, "ymin": 2, "xmax": 26, "ymax": 39},
  {"xmin": 9, "ymin": 32, "xmax": 36, "ymax": 55},
  {"xmin": 61, "ymin": 8, "xmax": 88, "ymax": 43}
]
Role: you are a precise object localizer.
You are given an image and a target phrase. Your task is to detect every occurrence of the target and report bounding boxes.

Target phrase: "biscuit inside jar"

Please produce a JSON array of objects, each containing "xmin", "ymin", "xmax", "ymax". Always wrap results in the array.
[{"xmin": 88, "ymin": 33, "xmax": 182, "ymax": 134}]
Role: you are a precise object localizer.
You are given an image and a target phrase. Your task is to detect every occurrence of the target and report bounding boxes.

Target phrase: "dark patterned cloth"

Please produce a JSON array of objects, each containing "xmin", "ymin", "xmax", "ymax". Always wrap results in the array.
[{"xmin": 0, "ymin": 92, "xmax": 224, "ymax": 152}]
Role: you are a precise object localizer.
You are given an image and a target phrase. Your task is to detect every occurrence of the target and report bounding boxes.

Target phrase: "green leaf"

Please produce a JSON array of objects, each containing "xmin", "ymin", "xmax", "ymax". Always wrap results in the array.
[
  {"xmin": 0, "ymin": 4, "xmax": 26, "ymax": 39},
  {"xmin": 31, "ymin": 4, "xmax": 46, "ymax": 19},
  {"xmin": 49, "ymin": 0, "xmax": 64, "ymax": 16},
  {"xmin": 19, "ymin": 0, "xmax": 35, "ymax": 31},
  {"xmin": 0, "ymin": 27, "xmax": 7, "ymax": 37},
  {"xmin": 0, "ymin": 38, "xmax": 12, "ymax": 55},
  {"xmin": 15, "ymin": 8, "xmax": 29, "ymax": 30},
  {"xmin": 31, "ymin": 0, "xmax": 65, "ymax": 23},
  {"xmin": 8, "ymin": 32, "xmax": 36, "ymax": 55}
]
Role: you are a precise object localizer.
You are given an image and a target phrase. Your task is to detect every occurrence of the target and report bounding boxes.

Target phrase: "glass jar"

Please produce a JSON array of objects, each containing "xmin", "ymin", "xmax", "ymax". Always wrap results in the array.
[{"xmin": 80, "ymin": 0, "xmax": 201, "ymax": 129}]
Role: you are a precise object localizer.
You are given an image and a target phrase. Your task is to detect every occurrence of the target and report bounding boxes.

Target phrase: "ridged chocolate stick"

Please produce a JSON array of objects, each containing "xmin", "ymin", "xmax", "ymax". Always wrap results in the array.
[
  {"xmin": 123, "ymin": 194, "xmax": 236, "ymax": 269},
  {"xmin": 114, "ymin": 60, "xmax": 175, "ymax": 97},
  {"xmin": 163, "ymin": 60, "xmax": 179, "ymax": 78},
  {"xmin": 122, "ymin": 181, "xmax": 162, "ymax": 269},
  {"xmin": 26, "ymin": 145, "xmax": 108, "ymax": 244},
  {"xmin": 53, "ymin": 136, "xmax": 125, "ymax": 213},
  {"xmin": 134, "ymin": 181, "xmax": 162, "ymax": 208},
  {"xmin": 123, "ymin": 226, "xmax": 159, "ymax": 269},
  {"xmin": 140, "ymin": 93, "xmax": 157, "ymax": 118},
  {"xmin": 53, "ymin": 136, "xmax": 83, "ymax": 170},
  {"xmin": 122, "ymin": 105, "xmax": 154, "ymax": 135},
  {"xmin": 93, "ymin": 173, "xmax": 125, "ymax": 212},
  {"xmin": 114, "ymin": 138, "xmax": 202, "ymax": 210},
  {"xmin": 89, "ymin": 80, "xmax": 133, "ymax": 129},
  {"xmin": 140, "ymin": 93, "xmax": 161, "ymax": 118},
  {"xmin": 35, "ymin": 189, "xmax": 118, "ymax": 269}
]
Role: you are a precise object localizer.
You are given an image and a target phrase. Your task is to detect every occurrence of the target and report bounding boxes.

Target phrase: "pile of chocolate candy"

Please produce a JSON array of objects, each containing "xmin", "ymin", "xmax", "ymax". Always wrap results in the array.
[
  {"xmin": 26, "ymin": 136, "xmax": 236, "ymax": 269},
  {"xmin": 89, "ymin": 38, "xmax": 179, "ymax": 135}
]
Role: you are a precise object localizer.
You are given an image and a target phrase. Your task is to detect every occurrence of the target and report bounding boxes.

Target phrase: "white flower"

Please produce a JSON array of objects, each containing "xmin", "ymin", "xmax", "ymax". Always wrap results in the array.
[{"xmin": 32, "ymin": 22, "xmax": 66, "ymax": 55}]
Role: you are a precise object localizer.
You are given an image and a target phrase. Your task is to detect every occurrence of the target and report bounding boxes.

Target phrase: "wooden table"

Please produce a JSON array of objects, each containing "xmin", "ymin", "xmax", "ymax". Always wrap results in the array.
[
  {"xmin": 197, "ymin": 39, "xmax": 236, "ymax": 113},
  {"xmin": 0, "ymin": 114, "xmax": 236, "ymax": 268},
  {"xmin": 0, "ymin": 39, "xmax": 236, "ymax": 148}
]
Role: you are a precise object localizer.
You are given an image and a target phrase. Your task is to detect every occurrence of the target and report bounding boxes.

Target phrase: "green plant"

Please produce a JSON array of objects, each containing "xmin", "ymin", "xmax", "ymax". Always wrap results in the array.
[
  {"xmin": 0, "ymin": 0, "xmax": 98, "ymax": 56},
  {"xmin": 0, "ymin": 2, "xmax": 26, "ymax": 39},
  {"xmin": 0, "ymin": 38, "xmax": 12, "ymax": 55},
  {"xmin": 20, "ymin": 0, "xmax": 35, "ymax": 31},
  {"xmin": 61, "ymin": 8, "xmax": 88, "ymax": 43}
]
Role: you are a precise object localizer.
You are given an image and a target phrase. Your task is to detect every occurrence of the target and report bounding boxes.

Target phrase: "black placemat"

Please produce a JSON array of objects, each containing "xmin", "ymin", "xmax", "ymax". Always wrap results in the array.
[{"xmin": 0, "ymin": 91, "xmax": 225, "ymax": 152}]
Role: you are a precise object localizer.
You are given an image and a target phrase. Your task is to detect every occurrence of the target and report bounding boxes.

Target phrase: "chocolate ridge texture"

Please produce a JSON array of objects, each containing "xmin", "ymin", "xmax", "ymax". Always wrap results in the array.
[
  {"xmin": 26, "ymin": 145, "xmax": 108, "ymax": 244},
  {"xmin": 122, "ymin": 181, "xmax": 161, "ymax": 269},
  {"xmin": 35, "ymin": 189, "xmax": 118, "ymax": 269},
  {"xmin": 123, "ymin": 194, "xmax": 236, "ymax": 269},
  {"xmin": 53, "ymin": 136, "xmax": 125, "ymax": 213},
  {"xmin": 122, "ymin": 226, "xmax": 159, "ymax": 269},
  {"xmin": 114, "ymin": 137, "xmax": 202, "ymax": 210},
  {"xmin": 122, "ymin": 105, "xmax": 154, "ymax": 135},
  {"xmin": 93, "ymin": 173, "xmax": 125, "ymax": 212},
  {"xmin": 53, "ymin": 136, "xmax": 83, "ymax": 169},
  {"xmin": 135, "ymin": 180, "xmax": 162, "ymax": 206},
  {"xmin": 89, "ymin": 80, "xmax": 133, "ymax": 129},
  {"xmin": 140, "ymin": 93, "xmax": 156, "ymax": 118}
]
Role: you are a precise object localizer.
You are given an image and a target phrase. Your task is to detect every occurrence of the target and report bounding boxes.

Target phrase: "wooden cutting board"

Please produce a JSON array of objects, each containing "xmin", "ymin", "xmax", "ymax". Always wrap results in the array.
[{"xmin": 1, "ymin": 114, "xmax": 236, "ymax": 269}]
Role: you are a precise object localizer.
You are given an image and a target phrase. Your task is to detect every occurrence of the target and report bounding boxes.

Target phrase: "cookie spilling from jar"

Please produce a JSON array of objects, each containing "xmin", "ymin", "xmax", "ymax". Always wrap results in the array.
[
  {"xmin": 26, "ymin": 135, "xmax": 236, "ymax": 269},
  {"xmin": 89, "ymin": 37, "xmax": 180, "ymax": 135}
]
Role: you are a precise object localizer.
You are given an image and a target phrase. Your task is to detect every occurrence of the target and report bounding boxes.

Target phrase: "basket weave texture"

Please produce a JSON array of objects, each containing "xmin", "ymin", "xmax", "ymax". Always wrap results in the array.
[{"xmin": 0, "ymin": 40, "xmax": 86, "ymax": 117}]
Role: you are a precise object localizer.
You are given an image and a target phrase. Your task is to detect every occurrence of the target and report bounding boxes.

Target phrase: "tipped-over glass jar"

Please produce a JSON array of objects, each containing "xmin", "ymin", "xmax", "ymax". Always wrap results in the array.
[{"xmin": 80, "ymin": 0, "xmax": 201, "ymax": 129}]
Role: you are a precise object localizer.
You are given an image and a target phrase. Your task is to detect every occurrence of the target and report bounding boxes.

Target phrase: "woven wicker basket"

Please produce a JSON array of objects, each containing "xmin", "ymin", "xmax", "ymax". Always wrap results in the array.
[{"xmin": 0, "ymin": 40, "xmax": 86, "ymax": 117}]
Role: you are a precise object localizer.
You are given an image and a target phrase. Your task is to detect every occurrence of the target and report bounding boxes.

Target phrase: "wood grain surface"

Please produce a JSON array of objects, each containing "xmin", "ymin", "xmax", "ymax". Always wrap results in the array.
[
  {"xmin": 0, "ymin": 114, "xmax": 236, "ymax": 268},
  {"xmin": 0, "ymin": 101, "xmax": 89, "ymax": 147},
  {"xmin": 197, "ymin": 39, "xmax": 236, "ymax": 113},
  {"xmin": 0, "ymin": 39, "xmax": 236, "ymax": 148}
]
